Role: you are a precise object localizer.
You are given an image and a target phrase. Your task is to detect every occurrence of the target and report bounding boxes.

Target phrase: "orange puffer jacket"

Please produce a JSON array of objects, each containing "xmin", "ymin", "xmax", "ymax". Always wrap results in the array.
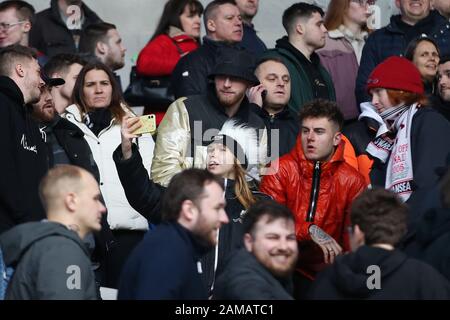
[{"xmin": 260, "ymin": 137, "xmax": 367, "ymax": 280}]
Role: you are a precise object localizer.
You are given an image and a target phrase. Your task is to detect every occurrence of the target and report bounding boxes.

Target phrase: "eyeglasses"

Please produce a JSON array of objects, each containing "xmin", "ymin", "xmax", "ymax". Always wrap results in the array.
[{"xmin": 0, "ymin": 21, "xmax": 26, "ymax": 31}]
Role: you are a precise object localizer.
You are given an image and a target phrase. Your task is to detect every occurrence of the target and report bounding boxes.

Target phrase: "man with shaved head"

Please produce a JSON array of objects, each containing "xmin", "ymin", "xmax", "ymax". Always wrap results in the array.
[{"xmin": 0, "ymin": 165, "xmax": 105, "ymax": 299}]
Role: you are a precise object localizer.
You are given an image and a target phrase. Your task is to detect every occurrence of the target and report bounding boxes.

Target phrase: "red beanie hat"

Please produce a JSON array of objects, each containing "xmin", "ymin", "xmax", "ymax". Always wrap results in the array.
[{"xmin": 366, "ymin": 56, "xmax": 424, "ymax": 95}]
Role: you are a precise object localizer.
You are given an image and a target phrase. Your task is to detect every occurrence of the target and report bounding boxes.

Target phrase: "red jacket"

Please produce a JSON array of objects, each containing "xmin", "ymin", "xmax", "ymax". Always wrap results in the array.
[
  {"xmin": 260, "ymin": 137, "xmax": 366, "ymax": 280},
  {"xmin": 136, "ymin": 33, "xmax": 199, "ymax": 76}
]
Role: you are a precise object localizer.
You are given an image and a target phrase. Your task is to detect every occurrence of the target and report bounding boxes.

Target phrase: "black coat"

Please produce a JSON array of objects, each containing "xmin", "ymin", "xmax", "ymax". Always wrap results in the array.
[
  {"xmin": 430, "ymin": 95, "xmax": 450, "ymax": 122},
  {"xmin": 370, "ymin": 108, "xmax": 450, "ymax": 203},
  {"xmin": 214, "ymin": 248, "xmax": 294, "ymax": 300},
  {"xmin": 404, "ymin": 206, "xmax": 450, "ymax": 282},
  {"xmin": 29, "ymin": 0, "xmax": 102, "ymax": 58},
  {"xmin": 171, "ymin": 37, "xmax": 242, "ymax": 98},
  {"xmin": 0, "ymin": 77, "xmax": 48, "ymax": 234},
  {"xmin": 309, "ymin": 245, "xmax": 450, "ymax": 299},
  {"xmin": 252, "ymin": 104, "xmax": 299, "ymax": 158}
]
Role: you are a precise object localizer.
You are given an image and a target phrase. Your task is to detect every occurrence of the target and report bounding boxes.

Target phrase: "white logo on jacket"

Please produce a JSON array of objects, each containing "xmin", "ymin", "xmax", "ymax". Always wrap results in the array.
[{"xmin": 20, "ymin": 134, "xmax": 37, "ymax": 154}]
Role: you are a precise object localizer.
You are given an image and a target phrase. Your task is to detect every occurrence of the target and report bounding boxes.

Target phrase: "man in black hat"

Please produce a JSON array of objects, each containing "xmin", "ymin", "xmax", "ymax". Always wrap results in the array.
[{"xmin": 152, "ymin": 47, "xmax": 267, "ymax": 187}]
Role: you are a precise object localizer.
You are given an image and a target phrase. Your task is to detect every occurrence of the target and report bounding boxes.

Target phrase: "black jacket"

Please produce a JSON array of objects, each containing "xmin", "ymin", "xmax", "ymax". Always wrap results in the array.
[
  {"xmin": 118, "ymin": 222, "xmax": 209, "ymax": 300},
  {"xmin": 430, "ymin": 95, "xmax": 450, "ymax": 122},
  {"xmin": 309, "ymin": 245, "xmax": 450, "ymax": 299},
  {"xmin": 252, "ymin": 104, "xmax": 299, "ymax": 158},
  {"xmin": 0, "ymin": 221, "xmax": 97, "ymax": 299},
  {"xmin": 404, "ymin": 206, "xmax": 450, "ymax": 282},
  {"xmin": 370, "ymin": 108, "xmax": 450, "ymax": 203},
  {"xmin": 214, "ymin": 248, "xmax": 294, "ymax": 300},
  {"xmin": 171, "ymin": 37, "xmax": 242, "ymax": 98},
  {"xmin": 30, "ymin": 0, "xmax": 102, "ymax": 58},
  {"xmin": 43, "ymin": 115, "xmax": 100, "ymax": 181},
  {"xmin": 0, "ymin": 77, "xmax": 48, "ymax": 234}
]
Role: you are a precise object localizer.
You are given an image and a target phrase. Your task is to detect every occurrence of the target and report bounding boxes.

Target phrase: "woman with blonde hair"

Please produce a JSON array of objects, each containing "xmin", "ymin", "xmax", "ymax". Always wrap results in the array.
[
  {"xmin": 64, "ymin": 61, "xmax": 155, "ymax": 288},
  {"xmin": 318, "ymin": 0, "xmax": 372, "ymax": 123}
]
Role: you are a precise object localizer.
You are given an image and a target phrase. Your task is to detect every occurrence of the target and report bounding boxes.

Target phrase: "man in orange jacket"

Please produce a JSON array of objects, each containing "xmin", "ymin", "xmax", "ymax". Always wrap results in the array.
[{"xmin": 260, "ymin": 99, "xmax": 366, "ymax": 299}]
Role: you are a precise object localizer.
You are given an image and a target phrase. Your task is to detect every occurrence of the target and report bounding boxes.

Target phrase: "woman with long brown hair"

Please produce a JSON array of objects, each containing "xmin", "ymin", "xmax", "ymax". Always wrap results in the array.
[{"xmin": 63, "ymin": 61, "xmax": 155, "ymax": 288}]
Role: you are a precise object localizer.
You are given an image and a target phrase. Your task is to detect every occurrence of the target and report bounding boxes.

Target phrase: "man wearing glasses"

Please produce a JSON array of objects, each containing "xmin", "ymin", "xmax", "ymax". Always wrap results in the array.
[{"xmin": 0, "ymin": 1, "xmax": 34, "ymax": 48}]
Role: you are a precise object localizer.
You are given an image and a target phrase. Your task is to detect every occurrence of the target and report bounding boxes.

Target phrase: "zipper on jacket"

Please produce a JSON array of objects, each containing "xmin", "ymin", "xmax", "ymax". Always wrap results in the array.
[{"xmin": 306, "ymin": 161, "xmax": 321, "ymax": 222}]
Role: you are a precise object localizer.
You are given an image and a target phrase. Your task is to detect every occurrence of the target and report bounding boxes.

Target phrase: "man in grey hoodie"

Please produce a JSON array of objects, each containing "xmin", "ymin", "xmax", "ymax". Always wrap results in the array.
[{"xmin": 0, "ymin": 164, "xmax": 105, "ymax": 300}]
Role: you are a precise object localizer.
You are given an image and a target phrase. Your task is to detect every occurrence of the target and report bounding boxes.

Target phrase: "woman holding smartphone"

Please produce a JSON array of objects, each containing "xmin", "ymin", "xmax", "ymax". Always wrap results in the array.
[
  {"xmin": 113, "ymin": 118, "xmax": 267, "ymax": 295},
  {"xmin": 63, "ymin": 62, "xmax": 155, "ymax": 288}
]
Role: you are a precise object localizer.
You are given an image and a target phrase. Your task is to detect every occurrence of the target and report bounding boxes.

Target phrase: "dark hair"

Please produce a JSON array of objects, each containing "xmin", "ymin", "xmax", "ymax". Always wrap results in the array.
[
  {"xmin": 204, "ymin": 0, "xmax": 237, "ymax": 31},
  {"xmin": 325, "ymin": 0, "xmax": 370, "ymax": 32},
  {"xmin": 0, "ymin": 44, "xmax": 36, "ymax": 76},
  {"xmin": 439, "ymin": 55, "xmax": 450, "ymax": 65},
  {"xmin": 152, "ymin": 0, "xmax": 204, "ymax": 40},
  {"xmin": 351, "ymin": 188, "xmax": 408, "ymax": 246},
  {"xmin": 161, "ymin": 169, "xmax": 223, "ymax": 222},
  {"xmin": 404, "ymin": 35, "xmax": 440, "ymax": 61},
  {"xmin": 282, "ymin": 2, "xmax": 324, "ymax": 34},
  {"xmin": 299, "ymin": 99, "xmax": 344, "ymax": 131},
  {"xmin": 71, "ymin": 61, "xmax": 129, "ymax": 122},
  {"xmin": 43, "ymin": 53, "xmax": 86, "ymax": 77},
  {"xmin": 242, "ymin": 200, "xmax": 295, "ymax": 236},
  {"xmin": 78, "ymin": 22, "xmax": 117, "ymax": 55},
  {"xmin": 0, "ymin": 1, "xmax": 35, "ymax": 23}
]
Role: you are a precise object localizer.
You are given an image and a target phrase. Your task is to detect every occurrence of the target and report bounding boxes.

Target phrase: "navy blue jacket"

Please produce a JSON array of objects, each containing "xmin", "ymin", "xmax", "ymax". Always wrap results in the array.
[
  {"xmin": 118, "ymin": 222, "xmax": 208, "ymax": 300},
  {"xmin": 241, "ymin": 23, "xmax": 267, "ymax": 57},
  {"xmin": 356, "ymin": 11, "xmax": 450, "ymax": 104}
]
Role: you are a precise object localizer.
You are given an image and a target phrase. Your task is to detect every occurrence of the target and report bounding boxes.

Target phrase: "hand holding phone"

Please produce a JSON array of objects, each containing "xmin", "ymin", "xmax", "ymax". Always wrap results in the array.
[{"xmin": 132, "ymin": 114, "xmax": 156, "ymax": 135}]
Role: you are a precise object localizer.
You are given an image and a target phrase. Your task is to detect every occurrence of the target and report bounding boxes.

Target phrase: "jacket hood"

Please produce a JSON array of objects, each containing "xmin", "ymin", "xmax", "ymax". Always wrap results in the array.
[
  {"xmin": 0, "ymin": 221, "xmax": 88, "ymax": 266},
  {"xmin": 416, "ymin": 207, "xmax": 450, "ymax": 245},
  {"xmin": 329, "ymin": 246, "xmax": 407, "ymax": 298},
  {"xmin": 0, "ymin": 76, "xmax": 25, "ymax": 106}
]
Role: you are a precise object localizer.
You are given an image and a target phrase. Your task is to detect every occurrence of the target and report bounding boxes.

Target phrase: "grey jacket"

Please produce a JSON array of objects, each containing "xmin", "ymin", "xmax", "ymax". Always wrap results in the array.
[
  {"xmin": 214, "ymin": 248, "xmax": 294, "ymax": 300},
  {"xmin": 0, "ymin": 221, "xmax": 97, "ymax": 300}
]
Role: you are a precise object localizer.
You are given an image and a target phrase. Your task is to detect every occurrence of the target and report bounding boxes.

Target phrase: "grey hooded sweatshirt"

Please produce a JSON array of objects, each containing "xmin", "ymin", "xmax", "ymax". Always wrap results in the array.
[{"xmin": 0, "ymin": 221, "xmax": 97, "ymax": 300}]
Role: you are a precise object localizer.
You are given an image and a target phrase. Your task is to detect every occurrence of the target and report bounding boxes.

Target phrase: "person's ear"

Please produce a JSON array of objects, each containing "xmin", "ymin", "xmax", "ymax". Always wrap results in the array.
[
  {"xmin": 243, "ymin": 233, "xmax": 254, "ymax": 252},
  {"xmin": 96, "ymin": 41, "xmax": 107, "ymax": 56},
  {"xmin": 180, "ymin": 199, "xmax": 198, "ymax": 223},
  {"xmin": 15, "ymin": 64, "xmax": 25, "ymax": 78},
  {"xmin": 395, "ymin": 0, "xmax": 401, "ymax": 9},
  {"xmin": 64, "ymin": 192, "xmax": 77, "ymax": 212},
  {"xmin": 295, "ymin": 20, "xmax": 305, "ymax": 35},
  {"xmin": 207, "ymin": 19, "xmax": 216, "ymax": 33},
  {"xmin": 333, "ymin": 131, "xmax": 342, "ymax": 147},
  {"xmin": 22, "ymin": 21, "xmax": 31, "ymax": 33},
  {"xmin": 354, "ymin": 224, "xmax": 365, "ymax": 246}
]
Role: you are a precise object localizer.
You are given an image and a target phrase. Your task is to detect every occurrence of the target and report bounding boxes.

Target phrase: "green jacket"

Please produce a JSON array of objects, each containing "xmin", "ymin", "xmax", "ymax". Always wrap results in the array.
[{"xmin": 262, "ymin": 46, "xmax": 336, "ymax": 113}]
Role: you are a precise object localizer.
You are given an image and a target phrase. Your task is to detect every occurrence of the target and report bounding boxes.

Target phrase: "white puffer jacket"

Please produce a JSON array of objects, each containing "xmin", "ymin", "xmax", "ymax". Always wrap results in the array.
[{"xmin": 63, "ymin": 104, "xmax": 154, "ymax": 231}]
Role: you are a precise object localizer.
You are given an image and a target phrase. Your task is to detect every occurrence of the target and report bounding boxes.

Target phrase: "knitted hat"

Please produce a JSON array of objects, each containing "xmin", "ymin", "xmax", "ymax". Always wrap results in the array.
[
  {"xmin": 209, "ymin": 120, "xmax": 264, "ymax": 170},
  {"xmin": 366, "ymin": 56, "xmax": 424, "ymax": 95}
]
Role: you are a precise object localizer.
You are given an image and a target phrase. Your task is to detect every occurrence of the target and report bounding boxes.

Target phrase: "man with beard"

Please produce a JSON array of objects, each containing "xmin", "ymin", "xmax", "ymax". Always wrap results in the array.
[
  {"xmin": 29, "ymin": 0, "xmax": 102, "ymax": 58},
  {"xmin": 214, "ymin": 200, "xmax": 298, "ymax": 299},
  {"xmin": 118, "ymin": 169, "xmax": 229, "ymax": 300},
  {"xmin": 235, "ymin": 0, "xmax": 267, "ymax": 56},
  {"xmin": 0, "ymin": 45, "xmax": 47, "ymax": 234},
  {"xmin": 78, "ymin": 22, "xmax": 126, "ymax": 90},
  {"xmin": 152, "ymin": 47, "xmax": 267, "ymax": 187}
]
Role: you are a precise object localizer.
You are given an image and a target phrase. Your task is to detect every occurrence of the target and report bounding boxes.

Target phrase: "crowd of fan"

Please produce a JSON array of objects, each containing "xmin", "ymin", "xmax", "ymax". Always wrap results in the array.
[{"xmin": 0, "ymin": 0, "xmax": 450, "ymax": 300}]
